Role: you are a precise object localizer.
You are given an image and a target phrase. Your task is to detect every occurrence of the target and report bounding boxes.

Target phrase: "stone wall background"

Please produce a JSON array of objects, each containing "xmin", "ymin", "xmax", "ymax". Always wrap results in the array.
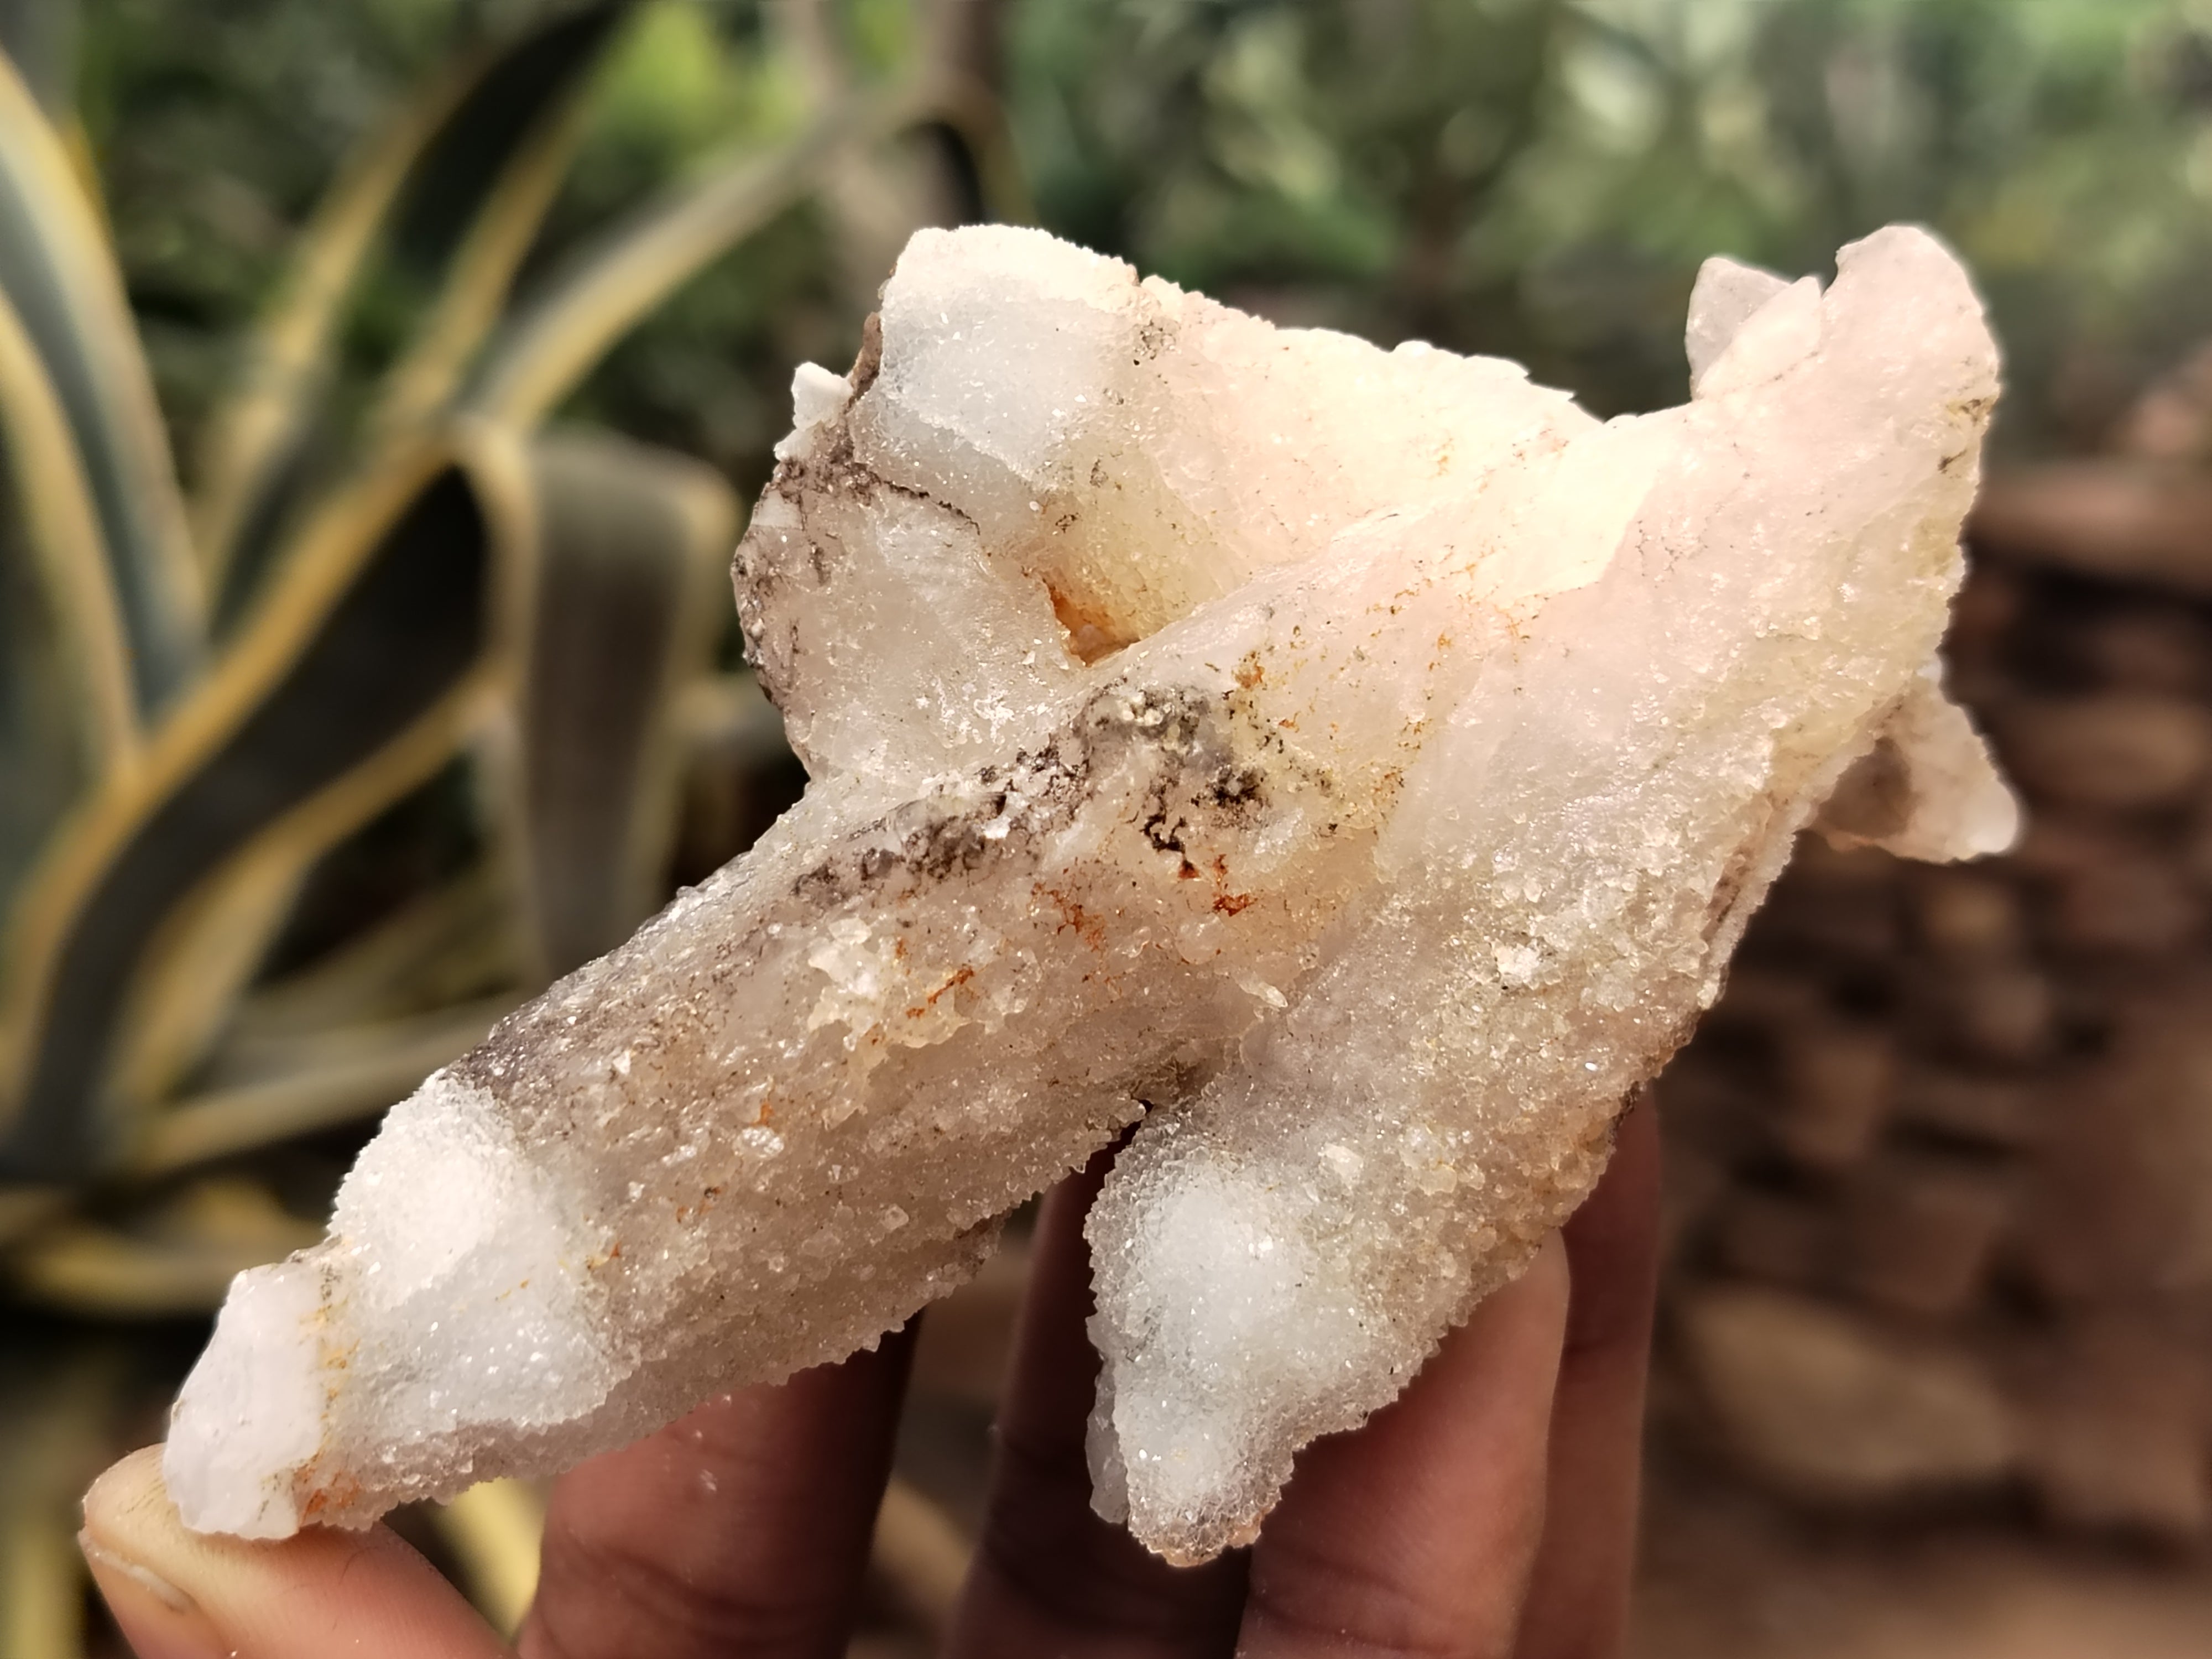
[{"xmin": 1652, "ymin": 362, "xmax": 2212, "ymax": 1548}]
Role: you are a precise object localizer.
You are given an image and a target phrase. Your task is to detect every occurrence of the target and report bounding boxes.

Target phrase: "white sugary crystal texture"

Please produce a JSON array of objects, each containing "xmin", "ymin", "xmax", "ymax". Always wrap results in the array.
[{"xmin": 167, "ymin": 223, "xmax": 2015, "ymax": 1559}]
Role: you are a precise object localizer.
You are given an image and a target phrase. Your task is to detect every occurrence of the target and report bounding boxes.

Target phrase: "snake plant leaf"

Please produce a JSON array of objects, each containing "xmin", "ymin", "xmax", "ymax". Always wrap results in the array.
[
  {"xmin": 0, "ymin": 439, "xmax": 522, "ymax": 1182},
  {"xmin": 0, "ymin": 48, "xmax": 199, "ymax": 716},
  {"xmin": 222, "ymin": 862, "xmax": 515, "ymax": 1042},
  {"xmin": 432, "ymin": 1479, "xmax": 547, "ymax": 1638},
  {"xmin": 362, "ymin": 1, "xmax": 639, "ymax": 446},
  {"xmin": 0, "ymin": 1349, "xmax": 108, "ymax": 1659},
  {"xmin": 0, "ymin": 274, "xmax": 135, "ymax": 926},
  {"xmin": 196, "ymin": 1, "xmax": 637, "ymax": 618},
  {"xmin": 0, "ymin": 0, "xmax": 76, "ymax": 116},
  {"xmin": 185, "ymin": 53, "xmax": 471, "ymax": 604},
  {"xmin": 0, "ymin": 279, "xmax": 133, "ymax": 779},
  {"xmin": 133, "ymin": 994, "xmax": 516, "ymax": 1178},
  {"xmin": 6, "ymin": 1175, "xmax": 322, "ymax": 1314},
  {"xmin": 514, "ymin": 429, "xmax": 735, "ymax": 979},
  {"xmin": 468, "ymin": 72, "xmax": 950, "ymax": 427}
]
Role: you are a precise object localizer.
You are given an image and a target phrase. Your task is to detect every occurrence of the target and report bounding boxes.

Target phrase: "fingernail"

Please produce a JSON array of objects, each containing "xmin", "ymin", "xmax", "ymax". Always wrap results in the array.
[{"xmin": 78, "ymin": 1527, "xmax": 228, "ymax": 1659}]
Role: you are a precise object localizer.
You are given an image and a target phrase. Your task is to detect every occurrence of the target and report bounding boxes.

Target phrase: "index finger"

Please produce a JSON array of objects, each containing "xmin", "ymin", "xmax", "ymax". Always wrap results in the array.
[
  {"xmin": 1515, "ymin": 1098, "xmax": 1661, "ymax": 1659},
  {"xmin": 519, "ymin": 1327, "xmax": 917, "ymax": 1659},
  {"xmin": 1237, "ymin": 1235, "xmax": 1571, "ymax": 1659},
  {"xmin": 947, "ymin": 1154, "xmax": 1250, "ymax": 1659}
]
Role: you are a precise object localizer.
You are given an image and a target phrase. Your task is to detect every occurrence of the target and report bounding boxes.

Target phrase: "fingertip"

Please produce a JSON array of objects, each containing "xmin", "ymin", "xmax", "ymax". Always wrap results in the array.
[
  {"xmin": 523, "ymin": 1334, "xmax": 918, "ymax": 1659},
  {"xmin": 79, "ymin": 1447, "xmax": 218, "ymax": 1656},
  {"xmin": 81, "ymin": 1444, "xmax": 170, "ymax": 1547},
  {"xmin": 81, "ymin": 1449, "xmax": 227, "ymax": 1659},
  {"xmin": 80, "ymin": 1444, "xmax": 509, "ymax": 1659}
]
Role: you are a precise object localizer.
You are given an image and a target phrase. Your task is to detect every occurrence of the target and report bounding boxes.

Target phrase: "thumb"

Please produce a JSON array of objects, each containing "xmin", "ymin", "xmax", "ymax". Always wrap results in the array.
[{"xmin": 80, "ymin": 1446, "xmax": 510, "ymax": 1659}]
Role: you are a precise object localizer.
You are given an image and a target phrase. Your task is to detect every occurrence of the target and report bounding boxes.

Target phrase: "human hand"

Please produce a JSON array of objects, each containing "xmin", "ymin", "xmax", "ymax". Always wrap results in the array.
[{"xmin": 79, "ymin": 1103, "xmax": 1658, "ymax": 1659}]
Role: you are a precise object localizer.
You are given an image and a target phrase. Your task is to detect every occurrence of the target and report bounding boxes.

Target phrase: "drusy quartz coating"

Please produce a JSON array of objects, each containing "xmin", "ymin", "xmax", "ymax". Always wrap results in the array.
[{"xmin": 166, "ymin": 223, "xmax": 2015, "ymax": 1562}]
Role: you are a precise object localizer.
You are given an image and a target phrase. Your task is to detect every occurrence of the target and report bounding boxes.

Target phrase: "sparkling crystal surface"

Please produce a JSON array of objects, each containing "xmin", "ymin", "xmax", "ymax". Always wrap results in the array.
[{"xmin": 168, "ymin": 223, "xmax": 2013, "ymax": 1559}]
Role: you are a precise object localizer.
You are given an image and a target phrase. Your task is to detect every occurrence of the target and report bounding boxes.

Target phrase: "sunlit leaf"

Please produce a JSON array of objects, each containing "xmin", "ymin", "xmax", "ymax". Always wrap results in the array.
[
  {"xmin": 186, "ymin": 54, "xmax": 473, "ymax": 603},
  {"xmin": 0, "ymin": 279, "xmax": 134, "ymax": 786},
  {"xmin": 363, "ymin": 1, "xmax": 640, "ymax": 445}
]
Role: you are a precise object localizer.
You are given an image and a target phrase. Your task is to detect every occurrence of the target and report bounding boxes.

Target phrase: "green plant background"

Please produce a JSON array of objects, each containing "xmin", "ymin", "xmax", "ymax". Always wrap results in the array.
[
  {"xmin": 8, "ymin": 1, "xmax": 2212, "ymax": 1651},
  {"xmin": 84, "ymin": 0, "xmax": 2212, "ymax": 468}
]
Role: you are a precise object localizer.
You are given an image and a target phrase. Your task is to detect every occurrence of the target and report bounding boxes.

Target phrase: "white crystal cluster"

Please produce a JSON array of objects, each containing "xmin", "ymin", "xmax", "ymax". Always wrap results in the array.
[{"xmin": 167, "ymin": 223, "xmax": 2014, "ymax": 1561}]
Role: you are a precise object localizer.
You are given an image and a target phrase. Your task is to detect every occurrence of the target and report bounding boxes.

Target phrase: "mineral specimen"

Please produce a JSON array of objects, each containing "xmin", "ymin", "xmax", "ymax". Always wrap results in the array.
[{"xmin": 166, "ymin": 222, "xmax": 2015, "ymax": 1563}]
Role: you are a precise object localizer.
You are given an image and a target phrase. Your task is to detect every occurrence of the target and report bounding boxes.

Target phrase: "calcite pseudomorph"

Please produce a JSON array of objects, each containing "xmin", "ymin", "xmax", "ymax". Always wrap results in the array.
[{"xmin": 166, "ymin": 223, "xmax": 2016, "ymax": 1563}]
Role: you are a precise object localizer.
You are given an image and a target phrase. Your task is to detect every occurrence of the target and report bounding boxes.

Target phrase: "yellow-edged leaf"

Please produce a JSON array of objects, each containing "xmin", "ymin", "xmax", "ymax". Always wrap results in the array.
[
  {"xmin": 133, "ymin": 996, "xmax": 515, "ymax": 1177},
  {"xmin": 0, "ymin": 435, "xmax": 526, "ymax": 1181},
  {"xmin": 468, "ymin": 73, "xmax": 949, "ymax": 428},
  {"xmin": 364, "ymin": 2, "xmax": 638, "ymax": 442},
  {"xmin": 0, "ymin": 49, "xmax": 198, "ymax": 711},
  {"xmin": 188, "ymin": 53, "xmax": 475, "ymax": 594},
  {"xmin": 197, "ymin": 1, "xmax": 637, "ymax": 610},
  {"xmin": 0, "ymin": 278, "xmax": 132, "ymax": 779},
  {"xmin": 6, "ymin": 1177, "xmax": 319, "ymax": 1314},
  {"xmin": 223, "ymin": 863, "xmax": 514, "ymax": 1041}
]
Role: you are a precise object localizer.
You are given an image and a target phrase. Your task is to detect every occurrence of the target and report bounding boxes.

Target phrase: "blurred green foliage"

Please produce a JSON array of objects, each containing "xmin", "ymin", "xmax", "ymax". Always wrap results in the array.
[
  {"xmin": 0, "ymin": 6, "xmax": 992, "ymax": 1645},
  {"xmin": 78, "ymin": 0, "xmax": 2212, "ymax": 465},
  {"xmin": 81, "ymin": 0, "xmax": 848, "ymax": 484},
  {"xmin": 1010, "ymin": 0, "xmax": 2212, "ymax": 446}
]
